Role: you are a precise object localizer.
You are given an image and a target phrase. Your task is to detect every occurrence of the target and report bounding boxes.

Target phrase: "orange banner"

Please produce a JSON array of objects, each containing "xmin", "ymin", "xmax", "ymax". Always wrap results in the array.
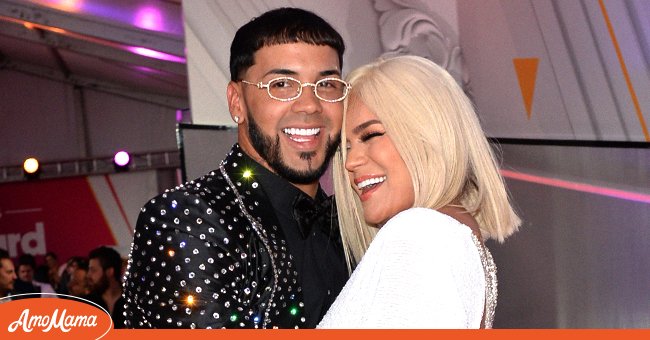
[{"xmin": 1, "ymin": 296, "xmax": 649, "ymax": 340}]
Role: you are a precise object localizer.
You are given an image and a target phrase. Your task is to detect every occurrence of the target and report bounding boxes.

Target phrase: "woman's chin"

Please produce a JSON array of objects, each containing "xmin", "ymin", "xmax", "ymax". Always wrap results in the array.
[{"xmin": 363, "ymin": 213, "xmax": 387, "ymax": 228}]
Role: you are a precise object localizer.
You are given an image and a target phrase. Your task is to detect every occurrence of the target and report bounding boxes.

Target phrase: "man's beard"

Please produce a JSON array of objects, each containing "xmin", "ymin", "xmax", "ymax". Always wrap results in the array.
[
  {"xmin": 247, "ymin": 113, "xmax": 340, "ymax": 184},
  {"xmin": 89, "ymin": 274, "xmax": 109, "ymax": 295}
]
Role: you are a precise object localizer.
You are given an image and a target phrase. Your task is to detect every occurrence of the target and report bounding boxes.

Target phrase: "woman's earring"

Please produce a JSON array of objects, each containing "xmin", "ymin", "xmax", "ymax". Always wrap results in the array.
[{"xmin": 233, "ymin": 116, "xmax": 240, "ymax": 123}]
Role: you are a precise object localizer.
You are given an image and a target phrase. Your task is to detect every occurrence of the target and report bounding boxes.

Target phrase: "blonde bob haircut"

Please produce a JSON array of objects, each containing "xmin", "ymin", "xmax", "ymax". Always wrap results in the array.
[{"xmin": 333, "ymin": 55, "xmax": 520, "ymax": 268}]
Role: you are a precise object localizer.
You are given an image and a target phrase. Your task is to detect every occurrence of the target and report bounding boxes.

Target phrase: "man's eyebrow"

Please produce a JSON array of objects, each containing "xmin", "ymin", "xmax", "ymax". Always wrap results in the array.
[
  {"xmin": 262, "ymin": 69, "xmax": 342, "ymax": 78},
  {"xmin": 263, "ymin": 69, "xmax": 297, "ymax": 77},
  {"xmin": 320, "ymin": 69, "xmax": 341, "ymax": 77},
  {"xmin": 352, "ymin": 119, "xmax": 382, "ymax": 134}
]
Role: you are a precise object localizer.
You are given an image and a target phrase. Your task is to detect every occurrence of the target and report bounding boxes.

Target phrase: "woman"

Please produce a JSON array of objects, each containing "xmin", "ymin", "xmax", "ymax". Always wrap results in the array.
[{"xmin": 318, "ymin": 56, "xmax": 521, "ymax": 328}]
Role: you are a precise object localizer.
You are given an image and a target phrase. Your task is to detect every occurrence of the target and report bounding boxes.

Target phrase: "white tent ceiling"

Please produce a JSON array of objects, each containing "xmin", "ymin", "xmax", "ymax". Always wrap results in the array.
[{"xmin": 0, "ymin": 0, "xmax": 188, "ymax": 109}]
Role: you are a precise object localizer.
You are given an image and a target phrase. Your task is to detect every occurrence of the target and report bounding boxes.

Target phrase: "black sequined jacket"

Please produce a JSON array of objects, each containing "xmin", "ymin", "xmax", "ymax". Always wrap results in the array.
[{"xmin": 123, "ymin": 145, "xmax": 310, "ymax": 329}]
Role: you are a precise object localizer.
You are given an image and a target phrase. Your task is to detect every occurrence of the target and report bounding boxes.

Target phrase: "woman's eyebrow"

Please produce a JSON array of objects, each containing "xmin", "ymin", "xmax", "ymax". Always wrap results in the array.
[{"xmin": 351, "ymin": 119, "xmax": 382, "ymax": 134}]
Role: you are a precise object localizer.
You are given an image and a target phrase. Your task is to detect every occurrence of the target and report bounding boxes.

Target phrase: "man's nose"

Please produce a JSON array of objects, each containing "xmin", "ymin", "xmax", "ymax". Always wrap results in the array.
[{"xmin": 292, "ymin": 84, "xmax": 322, "ymax": 114}]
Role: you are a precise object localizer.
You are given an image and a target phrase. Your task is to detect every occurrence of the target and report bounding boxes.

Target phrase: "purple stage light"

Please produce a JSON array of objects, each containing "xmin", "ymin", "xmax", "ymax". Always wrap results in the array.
[
  {"xmin": 134, "ymin": 6, "xmax": 163, "ymax": 31},
  {"xmin": 114, "ymin": 150, "xmax": 131, "ymax": 167}
]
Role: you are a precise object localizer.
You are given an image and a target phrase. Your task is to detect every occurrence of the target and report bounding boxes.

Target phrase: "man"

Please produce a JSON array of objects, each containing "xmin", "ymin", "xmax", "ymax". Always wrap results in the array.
[
  {"xmin": 67, "ymin": 262, "xmax": 90, "ymax": 297},
  {"xmin": 39, "ymin": 251, "xmax": 61, "ymax": 290},
  {"xmin": 123, "ymin": 7, "xmax": 349, "ymax": 329},
  {"xmin": 87, "ymin": 246, "xmax": 126, "ymax": 328},
  {"xmin": 13, "ymin": 253, "xmax": 56, "ymax": 298},
  {"xmin": 57, "ymin": 256, "xmax": 86, "ymax": 295},
  {"xmin": 0, "ymin": 248, "xmax": 17, "ymax": 303}
]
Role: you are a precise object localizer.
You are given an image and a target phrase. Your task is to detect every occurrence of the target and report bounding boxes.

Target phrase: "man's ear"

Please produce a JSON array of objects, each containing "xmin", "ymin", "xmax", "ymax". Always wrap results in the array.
[
  {"xmin": 105, "ymin": 267, "xmax": 115, "ymax": 281},
  {"xmin": 227, "ymin": 81, "xmax": 246, "ymax": 125}
]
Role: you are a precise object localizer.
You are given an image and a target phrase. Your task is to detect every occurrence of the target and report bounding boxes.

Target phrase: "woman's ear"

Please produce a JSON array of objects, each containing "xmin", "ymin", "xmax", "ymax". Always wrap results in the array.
[{"xmin": 227, "ymin": 81, "xmax": 246, "ymax": 125}]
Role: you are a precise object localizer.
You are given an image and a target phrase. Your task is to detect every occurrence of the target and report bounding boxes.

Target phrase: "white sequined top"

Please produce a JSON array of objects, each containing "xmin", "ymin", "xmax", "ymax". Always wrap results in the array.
[{"xmin": 318, "ymin": 208, "xmax": 497, "ymax": 328}]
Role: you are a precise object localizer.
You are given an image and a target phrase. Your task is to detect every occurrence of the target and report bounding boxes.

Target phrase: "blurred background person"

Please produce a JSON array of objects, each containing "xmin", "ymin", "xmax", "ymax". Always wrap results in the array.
[
  {"xmin": 39, "ymin": 251, "xmax": 62, "ymax": 291},
  {"xmin": 0, "ymin": 248, "xmax": 17, "ymax": 303},
  {"xmin": 57, "ymin": 256, "xmax": 86, "ymax": 295},
  {"xmin": 13, "ymin": 253, "xmax": 57, "ymax": 298},
  {"xmin": 86, "ymin": 246, "xmax": 125, "ymax": 328},
  {"xmin": 67, "ymin": 258, "xmax": 90, "ymax": 297}
]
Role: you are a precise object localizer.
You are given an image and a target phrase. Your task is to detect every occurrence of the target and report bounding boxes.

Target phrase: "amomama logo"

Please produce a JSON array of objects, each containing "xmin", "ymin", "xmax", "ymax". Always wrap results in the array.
[{"xmin": 0, "ymin": 293, "xmax": 113, "ymax": 339}]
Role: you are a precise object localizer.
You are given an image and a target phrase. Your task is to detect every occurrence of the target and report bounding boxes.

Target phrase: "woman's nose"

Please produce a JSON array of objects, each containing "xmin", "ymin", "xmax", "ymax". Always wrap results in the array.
[{"xmin": 345, "ymin": 144, "xmax": 366, "ymax": 172}]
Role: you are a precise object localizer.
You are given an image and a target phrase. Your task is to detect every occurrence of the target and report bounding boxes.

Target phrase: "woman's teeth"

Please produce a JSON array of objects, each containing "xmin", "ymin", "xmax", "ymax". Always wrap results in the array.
[{"xmin": 357, "ymin": 176, "xmax": 386, "ymax": 190}]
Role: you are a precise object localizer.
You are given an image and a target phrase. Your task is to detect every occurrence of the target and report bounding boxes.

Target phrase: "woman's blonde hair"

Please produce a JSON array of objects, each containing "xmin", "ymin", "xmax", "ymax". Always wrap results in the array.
[{"xmin": 333, "ymin": 55, "xmax": 521, "ymax": 268}]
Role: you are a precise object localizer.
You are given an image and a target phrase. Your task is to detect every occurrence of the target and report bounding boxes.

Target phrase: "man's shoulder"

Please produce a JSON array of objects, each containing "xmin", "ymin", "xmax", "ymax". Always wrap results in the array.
[
  {"xmin": 142, "ymin": 170, "xmax": 229, "ymax": 207},
  {"xmin": 172, "ymin": 169, "xmax": 229, "ymax": 195},
  {"xmin": 134, "ymin": 168, "xmax": 264, "ymax": 242},
  {"xmin": 32, "ymin": 280, "xmax": 55, "ymax": 293},
  {"xmin": 82, "ymin": 293, "xmax": 107, "ymax": 309}
]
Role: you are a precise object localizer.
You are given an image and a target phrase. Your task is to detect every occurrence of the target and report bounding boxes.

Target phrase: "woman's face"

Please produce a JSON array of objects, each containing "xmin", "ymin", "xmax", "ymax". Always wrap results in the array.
[{"xmin": 344, "ymin": 99, "xmax": 415, "ymax": 226}]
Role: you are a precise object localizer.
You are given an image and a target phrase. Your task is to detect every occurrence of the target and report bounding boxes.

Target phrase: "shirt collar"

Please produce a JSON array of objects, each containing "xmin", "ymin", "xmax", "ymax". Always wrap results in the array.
[{"xmin": 235, "ymin": 145, "xmax": 326, "ymax": 210}]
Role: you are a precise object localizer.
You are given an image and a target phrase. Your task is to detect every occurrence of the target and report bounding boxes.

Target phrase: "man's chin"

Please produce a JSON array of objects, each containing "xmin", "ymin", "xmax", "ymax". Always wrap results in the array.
[
  {"xmin": 274, "ymin": 159, "xmax": 328, "ymax": 184},
  {"xmin": 288, "ymin": 158, "xmax": 326, "ymax": 174}
]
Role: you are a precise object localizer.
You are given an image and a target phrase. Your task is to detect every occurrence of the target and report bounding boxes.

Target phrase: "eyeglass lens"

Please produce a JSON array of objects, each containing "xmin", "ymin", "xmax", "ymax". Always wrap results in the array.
[{"xmin": 268, "ymin": 78, "xmax": 347, "ymax": 101}]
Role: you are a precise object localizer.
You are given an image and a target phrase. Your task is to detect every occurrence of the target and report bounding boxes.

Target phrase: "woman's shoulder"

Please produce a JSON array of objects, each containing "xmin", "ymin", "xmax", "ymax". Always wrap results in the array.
[{"xmin": 378, "ymin": 207, "xmax": 473, "ymax": 242}]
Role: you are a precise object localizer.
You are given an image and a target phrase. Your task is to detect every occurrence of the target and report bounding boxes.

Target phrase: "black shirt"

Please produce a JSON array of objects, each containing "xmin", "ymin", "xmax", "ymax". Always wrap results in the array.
[
  {"xmin": 85, "ymin": 293, "xmax": 126, "ymax": 329},
  {"xmin": 248, "ymin": 155, "xmax": 349, "ymax": 328}
]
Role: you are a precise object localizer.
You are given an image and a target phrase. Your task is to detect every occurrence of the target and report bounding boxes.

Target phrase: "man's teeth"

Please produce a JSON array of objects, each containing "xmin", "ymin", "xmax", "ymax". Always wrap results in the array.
[
  {"xmin": 357, "ymin": 176, "xmax": 387, "ymax": 190},
  {"xmin": 283, "ymin": 128, "xmax": 320, "ymax": 136}
]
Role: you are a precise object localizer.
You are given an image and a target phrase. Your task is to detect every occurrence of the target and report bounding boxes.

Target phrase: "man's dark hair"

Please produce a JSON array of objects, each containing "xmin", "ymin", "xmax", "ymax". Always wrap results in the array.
[
  {"xmin": 0, "ymin": 248, "xmax": 10, "ymax": 267},
  {"xmin": 68, "ymin": 256, "xmax": 88, "ymax": 271},
  {"xmin": 45, "ymin": 252, "xmax": 57, "ymax": 260},
  {"xmin": 230, "ymin": 7, "xmax": 345, "ymax": 81},
  {"xmin": 88, "ymin": 246, "xmax": 122, "ymax": 281},
  {"xmin": 17, "ymin": 253, "xmax": 36, "ymax": 269}
]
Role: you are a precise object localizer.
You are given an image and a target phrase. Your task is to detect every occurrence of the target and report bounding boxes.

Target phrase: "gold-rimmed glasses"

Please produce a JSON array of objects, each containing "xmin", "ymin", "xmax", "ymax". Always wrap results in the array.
[{"xmin": 240, "ymin": 76, "xmax": 351, "ymax": 102}]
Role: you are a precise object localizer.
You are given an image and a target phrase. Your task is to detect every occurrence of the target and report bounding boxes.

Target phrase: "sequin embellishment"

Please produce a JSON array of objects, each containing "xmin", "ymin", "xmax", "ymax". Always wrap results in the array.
[{"xmin": 471, "ymin": 234, "xmax": 497, "ymax": 328}]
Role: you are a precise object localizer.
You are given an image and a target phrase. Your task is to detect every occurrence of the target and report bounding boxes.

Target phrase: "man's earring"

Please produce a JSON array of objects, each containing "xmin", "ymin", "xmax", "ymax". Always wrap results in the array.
[{"xmin": 233, "ymin": 116, "xmax": 240, "ymax": 123}]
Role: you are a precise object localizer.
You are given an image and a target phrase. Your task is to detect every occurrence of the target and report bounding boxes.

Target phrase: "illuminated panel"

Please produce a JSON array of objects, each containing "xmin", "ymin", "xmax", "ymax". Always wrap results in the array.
[
  {"xmin": 134, "ymin": 6, "xmax": 163, "ymax": 31},
  {"xmin": 126, "ymin": 46, "xmax": 186, "ymax": 63},
  {"xmin": 6, "ymin": 15, "xmax": 185, "ymax": 63},
  {"xmin": 43, "ymin": 0, "xmax": 83, "ymax": 13},
  {"xmin": 500, "ymin": 169, "xmax": 650, "ymax": 204},
  {"xmin": 32, "ymin": 0, "xmax": 182, "ymax": 35}
]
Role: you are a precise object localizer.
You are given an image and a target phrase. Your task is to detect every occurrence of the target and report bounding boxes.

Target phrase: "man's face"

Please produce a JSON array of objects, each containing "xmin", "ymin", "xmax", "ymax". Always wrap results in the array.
[
  {"xmin": 0, "ymin": 259, "xmax": 17, "ymax": 293},
  {"xmin": 17, "ymin": 264, "xmax": 34, "ymax": 282},
  {"xmin": 87, "ymin": 258, "xmax": 109, "ymax": 295},
  {"xmin": 230, "ymin": 43, "xmax": 343, "ymax": 185},
  {"xmin": 66, "ymin": 260, "xmax": 79, "ymax": 275},
  {"xmin": 68, "ymin": 268, "xmax": 89, "ymax": 296},
  {"xmin": 45, "ymin": 255, "xmax": 57, "ymax": 268}
]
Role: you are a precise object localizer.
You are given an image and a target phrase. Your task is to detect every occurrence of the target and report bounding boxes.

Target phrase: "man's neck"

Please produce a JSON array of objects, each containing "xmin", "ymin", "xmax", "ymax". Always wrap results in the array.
[
  {"xmin": 102, "ymin": 281, "xmax": 122, "ymax": 314},
  {"xmin": 292, "ymin": 182, "xmax": 318, "ymax": 198},
  {"xmin": 237, "ymin": 144, "xmax": 320, "ymax": 198}
]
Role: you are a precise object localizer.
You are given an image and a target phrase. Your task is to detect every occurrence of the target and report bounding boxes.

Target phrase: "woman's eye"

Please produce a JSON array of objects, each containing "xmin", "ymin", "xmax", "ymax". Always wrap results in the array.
[{"xmin": 360, "ymin": 131, "xmax": 385, "ymax": 142}]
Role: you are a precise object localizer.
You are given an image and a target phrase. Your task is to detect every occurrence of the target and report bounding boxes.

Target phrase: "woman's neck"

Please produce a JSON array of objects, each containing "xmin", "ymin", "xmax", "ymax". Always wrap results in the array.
[{"xmin": 438, "ymin": 205, "xmax": 483, "ymax": 242}]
